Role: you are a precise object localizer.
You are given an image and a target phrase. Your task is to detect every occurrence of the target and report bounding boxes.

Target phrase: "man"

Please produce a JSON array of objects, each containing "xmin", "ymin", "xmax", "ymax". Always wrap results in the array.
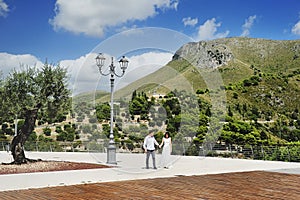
[{"xmin": 143, "ymin": 131, "xmax": 159, "ymax": 169}]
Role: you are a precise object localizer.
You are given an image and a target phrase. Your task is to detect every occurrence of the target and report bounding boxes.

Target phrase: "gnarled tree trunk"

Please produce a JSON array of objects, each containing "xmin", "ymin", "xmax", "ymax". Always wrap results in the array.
[{"xmin": 10, "ymin": 108, "xmax": 39, "ymax": 164}]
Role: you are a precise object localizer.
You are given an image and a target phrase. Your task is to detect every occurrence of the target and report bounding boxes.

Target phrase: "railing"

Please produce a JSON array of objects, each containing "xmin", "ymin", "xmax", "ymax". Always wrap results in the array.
[
  {"xmin": 199, "ymin": 143, "xmax": 300, "ymax": 162},
  {"xmin": 1, "ymin": 141, "xmax": 299, "ymax": 162},
  {"xmin": 0, "ymin": 141, "xmax": 10, "ymax": 152}
]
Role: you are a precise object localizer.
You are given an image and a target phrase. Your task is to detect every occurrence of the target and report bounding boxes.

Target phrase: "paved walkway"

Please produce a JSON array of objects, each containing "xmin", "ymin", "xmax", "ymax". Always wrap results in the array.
[
  {"xmin": 1, "ymin": 171, "xmax": 300, "ymax": 199},
  {"xmin": 1, "ymin": 151, "xmax": 300, "ymax": 192}
]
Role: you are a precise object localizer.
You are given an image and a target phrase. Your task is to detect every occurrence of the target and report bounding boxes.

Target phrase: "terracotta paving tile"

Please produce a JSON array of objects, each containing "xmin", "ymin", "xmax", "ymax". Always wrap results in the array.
[{"xmin": 0, "ymin": 171, "xmax": 299, "ymax": 200}]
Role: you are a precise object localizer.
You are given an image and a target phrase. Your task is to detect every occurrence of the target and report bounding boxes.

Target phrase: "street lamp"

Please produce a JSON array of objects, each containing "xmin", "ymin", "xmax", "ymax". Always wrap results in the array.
[{"xmin": 95, "ymin": 53, "xmax": 129, "ymax": 164}]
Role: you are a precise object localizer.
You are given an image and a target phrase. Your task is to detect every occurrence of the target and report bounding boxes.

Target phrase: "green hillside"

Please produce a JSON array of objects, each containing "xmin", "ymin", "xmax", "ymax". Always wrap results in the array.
[
  {"xmin": 73, "ymin": 37, "xmax": 300, "ymax": 154},
  {"xmin": 84, "ymin": 37, "xmax": 300, "ymax": 122},
  {"xmin": 113, "ymin": 37, "xmax": 300, "ymax": 116}
]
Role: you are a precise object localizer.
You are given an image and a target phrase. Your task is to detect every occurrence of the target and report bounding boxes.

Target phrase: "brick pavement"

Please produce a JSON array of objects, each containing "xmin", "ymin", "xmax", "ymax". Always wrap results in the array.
[{"xmin": 0, "ymin": 171, "xmax": 299, "ymax": 200}]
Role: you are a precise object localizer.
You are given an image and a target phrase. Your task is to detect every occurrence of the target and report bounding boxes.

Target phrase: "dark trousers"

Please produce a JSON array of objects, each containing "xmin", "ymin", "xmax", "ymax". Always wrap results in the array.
[{"xmin": 146, "ymin": 150, "xmax": 156, "ymax": 169}]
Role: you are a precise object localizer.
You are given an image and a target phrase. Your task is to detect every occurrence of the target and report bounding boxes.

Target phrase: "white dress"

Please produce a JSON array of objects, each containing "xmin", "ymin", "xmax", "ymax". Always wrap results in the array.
[{"xmin": 160, "ymin": 137, "xmax": 171, "ymax": 168}]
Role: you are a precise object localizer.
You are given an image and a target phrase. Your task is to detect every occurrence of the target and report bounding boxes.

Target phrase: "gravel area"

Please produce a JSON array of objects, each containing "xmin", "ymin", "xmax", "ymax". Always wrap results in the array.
[{"xmin": 0, "ymin": 160, "xmax": 110, "ymax": 175}]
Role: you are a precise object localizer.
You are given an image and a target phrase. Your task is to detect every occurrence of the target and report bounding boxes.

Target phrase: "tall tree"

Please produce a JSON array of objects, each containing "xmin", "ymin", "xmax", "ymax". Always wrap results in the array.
[{"xmin": 3, "ymin": 63, "xmax": 70, "ymax": 164}]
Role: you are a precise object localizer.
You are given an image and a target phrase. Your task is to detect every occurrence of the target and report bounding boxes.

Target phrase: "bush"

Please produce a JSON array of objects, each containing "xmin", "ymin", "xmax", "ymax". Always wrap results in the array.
[{"xmin": 43, "ymin": 127, "xmax": 52, "ymax": 136}]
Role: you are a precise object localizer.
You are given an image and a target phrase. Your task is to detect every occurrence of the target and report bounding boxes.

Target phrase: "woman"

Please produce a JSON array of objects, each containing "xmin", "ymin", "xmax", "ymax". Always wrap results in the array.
[{"xmin": 159, "ymin": 132, "xmax": 172, "ymax": 168}]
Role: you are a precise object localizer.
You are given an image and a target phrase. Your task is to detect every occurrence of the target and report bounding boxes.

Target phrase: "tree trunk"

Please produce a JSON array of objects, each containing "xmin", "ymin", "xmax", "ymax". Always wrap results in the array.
[{"xmin": 10, "ymin": 108, "xmax": 39, "ymax": 164}]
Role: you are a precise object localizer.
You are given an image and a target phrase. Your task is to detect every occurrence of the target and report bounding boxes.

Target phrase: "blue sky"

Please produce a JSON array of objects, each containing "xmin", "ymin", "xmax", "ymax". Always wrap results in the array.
[{"xmin": 1, "ymin": 0, "xmax": 300, "ymax": 94}]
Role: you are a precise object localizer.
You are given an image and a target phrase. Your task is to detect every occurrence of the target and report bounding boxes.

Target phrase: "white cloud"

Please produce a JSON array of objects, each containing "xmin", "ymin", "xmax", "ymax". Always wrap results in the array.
[
  {"xmin": 1, "ymin": 51, "xmax": 172, "ymax": 95},
  {"xmin": 182, "ymin": 17, "xmax": 198, "ymax": 27},
  {"xmin": 117, "ymin": 51, "xmax": 173, "ymax": 89},
  {"xmin": 61, "ymin": 51, "xmax": 173, "ymax": 95},
  {"xmin": 196, "ymin": 18, "xmax": 229, "ymax": 41},
  {"xmin": 50, "ymin": 0, "xmax": 179, "ymax": 37},
  {"xmin": 0, "ymin": 0, "xmax": 9, "ymax": 17},
  {"xmin": 241, "ymin": 15, "xmax": 257, "ymax": 37},
  {"xmin": 0, "ymin": 50, "xmax": 172, "ymax": 98},
  {"xmin": 292, "ymin": 21, "xmax": 300, "ymax": 35},
  {"xmin": 60, "ymin": 53, "xmax": 100, "ymax": 94},
  {"xmin": 0, "ymin": 53, "xmax": 43, "ymax": 78}
]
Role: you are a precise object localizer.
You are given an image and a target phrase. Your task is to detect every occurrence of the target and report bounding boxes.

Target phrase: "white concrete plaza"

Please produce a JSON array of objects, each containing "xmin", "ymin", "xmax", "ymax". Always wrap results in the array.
[{"xmin": 0, "ymin": 151, "xmax": 300, "ymax": 191}]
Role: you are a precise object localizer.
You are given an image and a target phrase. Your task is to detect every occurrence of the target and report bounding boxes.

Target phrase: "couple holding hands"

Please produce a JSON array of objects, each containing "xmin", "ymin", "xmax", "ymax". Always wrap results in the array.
[{"xmin": 143, "ymin": 131, "xmax": 172, "ymax": 169}]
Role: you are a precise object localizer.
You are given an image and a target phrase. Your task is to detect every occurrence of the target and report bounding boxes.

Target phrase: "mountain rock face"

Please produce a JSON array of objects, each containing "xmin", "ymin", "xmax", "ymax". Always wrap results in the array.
[
  {"xmin": 172, "ymin": 37, "xmax": 300, "ymax": 70},
  {"xmin": 173, "ymin": 39, "xmax": 234, "ymax": 68}
]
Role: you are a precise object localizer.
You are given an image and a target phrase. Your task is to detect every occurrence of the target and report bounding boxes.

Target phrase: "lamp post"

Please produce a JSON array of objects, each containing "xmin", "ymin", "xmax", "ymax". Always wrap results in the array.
[{"xmin": 95, "ymin": 53, "xmax": 129, "ymax": 164}]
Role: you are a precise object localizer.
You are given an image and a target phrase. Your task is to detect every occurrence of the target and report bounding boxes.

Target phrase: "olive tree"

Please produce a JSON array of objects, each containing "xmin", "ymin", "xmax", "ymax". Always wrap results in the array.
[{"xmin": 3, "ymin": 63, "xmax": 70, "ymax": 164}]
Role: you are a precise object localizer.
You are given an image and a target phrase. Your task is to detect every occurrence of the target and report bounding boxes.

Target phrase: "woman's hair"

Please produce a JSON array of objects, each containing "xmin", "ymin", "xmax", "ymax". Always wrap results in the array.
[{"xmin": 164, "ymin": 132, "xmax": 169, "ymax": 138}]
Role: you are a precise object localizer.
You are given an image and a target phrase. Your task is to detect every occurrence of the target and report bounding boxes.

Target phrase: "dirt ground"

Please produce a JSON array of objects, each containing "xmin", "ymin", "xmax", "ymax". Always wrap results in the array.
[
  {"xmin": 0, "ymin": 169, "xmax": 299, "ymax": 200},
  {"xmin": 0, "ymin": 160, "xmax": 109, "ymax": 175}
]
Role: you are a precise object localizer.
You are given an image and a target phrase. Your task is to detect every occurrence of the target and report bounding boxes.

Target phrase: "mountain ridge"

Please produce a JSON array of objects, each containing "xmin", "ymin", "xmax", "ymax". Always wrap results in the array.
[{"xmin": 77, "ymin": 37, "xmax": 300, "ymax": 119}]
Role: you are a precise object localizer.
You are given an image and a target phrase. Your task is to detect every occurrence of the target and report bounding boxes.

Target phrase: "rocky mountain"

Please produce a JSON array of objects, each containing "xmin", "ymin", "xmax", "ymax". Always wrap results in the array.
[
  {"xmin": 173, "ymin": 37, "xmax": 300, "ymax": 73},
  {"xmin": 88, "ymin": 37, "xmax": 300, "ymax": 114},
  {"xmin": 173, "ymin": 39, "xmax": 234, "ymax": 68},
  {"xmin": 108, "ymin": 37, "xmax": 300, "ymax": 121}
]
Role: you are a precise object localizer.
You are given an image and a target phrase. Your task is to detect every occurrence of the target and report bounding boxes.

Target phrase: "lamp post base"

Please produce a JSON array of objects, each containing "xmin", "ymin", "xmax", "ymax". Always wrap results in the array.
[{"xmin": 107, "ymin": 145, "xmax": 117, "ymax": 165}]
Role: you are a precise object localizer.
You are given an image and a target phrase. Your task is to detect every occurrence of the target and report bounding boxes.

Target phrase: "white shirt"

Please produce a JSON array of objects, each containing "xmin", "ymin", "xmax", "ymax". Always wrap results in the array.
[{"xmin": 143, "ymin": 135, "xmax": 158, "ymax": 150}]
